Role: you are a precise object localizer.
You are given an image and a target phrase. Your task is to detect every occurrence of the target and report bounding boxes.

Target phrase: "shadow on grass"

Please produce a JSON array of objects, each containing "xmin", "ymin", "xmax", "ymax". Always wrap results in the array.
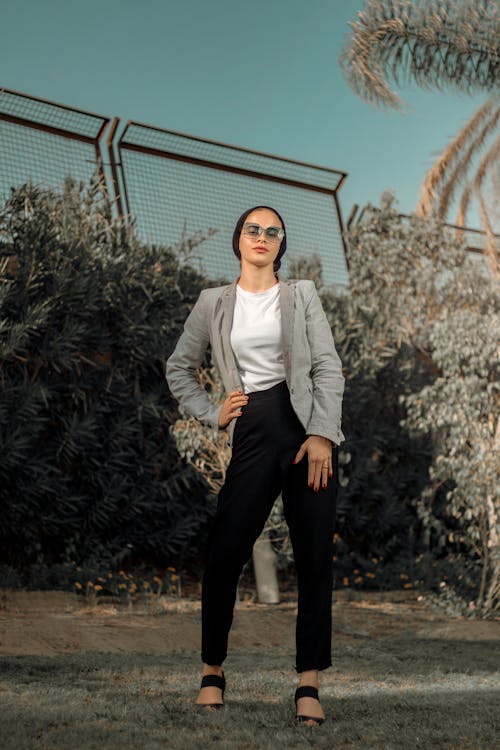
[{"xmin": 0, "ymin": 642, "xmax": 498, "ymax": 750}]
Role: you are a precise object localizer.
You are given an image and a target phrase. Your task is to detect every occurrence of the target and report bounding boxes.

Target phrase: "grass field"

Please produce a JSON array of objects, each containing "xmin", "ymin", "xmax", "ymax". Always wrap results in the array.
[{"xmin": 0, "ymin": 589, "xmax": 498, "ymax": 749}]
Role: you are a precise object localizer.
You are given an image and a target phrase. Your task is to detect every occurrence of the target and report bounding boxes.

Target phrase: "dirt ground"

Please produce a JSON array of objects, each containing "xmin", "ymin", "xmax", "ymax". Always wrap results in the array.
[{"xmin": 0, "ymin": 588, "xmax": 497, "ymax": 656}]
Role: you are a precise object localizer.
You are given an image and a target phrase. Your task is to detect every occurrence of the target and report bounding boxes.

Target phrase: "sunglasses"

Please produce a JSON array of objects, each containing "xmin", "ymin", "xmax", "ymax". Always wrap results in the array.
[{"xmin": 242, "ymin": 223, "xmax": 285, "ymax": 243}]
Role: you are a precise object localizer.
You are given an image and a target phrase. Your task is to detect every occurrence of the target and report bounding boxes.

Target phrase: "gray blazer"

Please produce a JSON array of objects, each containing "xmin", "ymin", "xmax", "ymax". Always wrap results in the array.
[{"xmin": 165, "ymin": 278, "xmax": 345, "ymax": 448}]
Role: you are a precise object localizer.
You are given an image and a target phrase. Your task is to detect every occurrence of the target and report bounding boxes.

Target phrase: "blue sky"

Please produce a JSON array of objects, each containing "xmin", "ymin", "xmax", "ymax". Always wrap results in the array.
[{"xmin": 1, "ymin": 0, "xmax": 492, "ymax": 230}]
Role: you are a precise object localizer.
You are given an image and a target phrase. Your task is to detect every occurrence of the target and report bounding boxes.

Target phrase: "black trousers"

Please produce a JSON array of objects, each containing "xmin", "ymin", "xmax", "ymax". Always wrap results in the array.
[{"xmin": 201, "ymin": 380, "xmax": 338, "ymax": 673}]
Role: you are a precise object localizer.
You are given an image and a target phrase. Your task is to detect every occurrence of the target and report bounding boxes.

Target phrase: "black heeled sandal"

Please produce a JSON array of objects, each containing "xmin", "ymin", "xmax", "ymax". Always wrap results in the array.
[
  {"xmin": 294, "ymin": 685, "xmax": 325, "ymax": 726},
  {"xmin": 197, "ymin": 670, "xmax": 226, "ymax": 710}
]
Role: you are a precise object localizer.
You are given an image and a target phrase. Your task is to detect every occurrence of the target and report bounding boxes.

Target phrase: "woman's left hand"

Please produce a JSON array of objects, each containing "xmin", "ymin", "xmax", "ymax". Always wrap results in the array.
[{"xmin": 292, "ymin": 435, "xmax": 333, "ymax": 491}]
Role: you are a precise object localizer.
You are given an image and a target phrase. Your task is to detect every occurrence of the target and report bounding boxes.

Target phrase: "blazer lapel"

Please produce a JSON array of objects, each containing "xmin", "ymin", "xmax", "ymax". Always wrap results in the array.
[
  {"xmin": 219, "ymin": 280, "xmax": 239, "ymax": 378},
  {"xmin": 278, "ymin": 280, "xmax": 295, "ymax": 380}
]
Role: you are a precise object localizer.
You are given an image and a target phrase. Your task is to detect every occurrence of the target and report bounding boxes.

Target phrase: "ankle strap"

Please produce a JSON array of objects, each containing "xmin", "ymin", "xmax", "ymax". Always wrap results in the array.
[
  {"xmin": 295, "ymin": 685, "xmax": 319, "ymax": 701},
  {"xmin": 201, "ymin": 674, "xmax": 225, "ymax": 689}
]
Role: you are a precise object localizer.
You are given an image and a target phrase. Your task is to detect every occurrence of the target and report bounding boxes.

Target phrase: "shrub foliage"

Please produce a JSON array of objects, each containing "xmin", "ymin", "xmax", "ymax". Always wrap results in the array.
[
  {"xmin": 0, "ymin": 178, "xmax": 215, "ymax": 569},
  {"xmin": 1, "ymin": 180, "xmax": 498, "ymax": 615},
  {"xmin": 331, "ymin": 192, "xmax": 499, "ymax": 614}
]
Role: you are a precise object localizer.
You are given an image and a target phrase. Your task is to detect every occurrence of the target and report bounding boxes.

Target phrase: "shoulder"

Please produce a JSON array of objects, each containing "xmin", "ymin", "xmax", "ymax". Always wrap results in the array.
[
  {"xmin": 285, "ymin": 279, "xmax": 316, "ymax": 302},
  {"xmin": 199, "ymin": 283, "xmax": 232, "ymax": 296},
  {"xmin": 196, "ymin": 283, "xmax": 233, "ymax": 303},
  {"xmin": 280, "ymin": 278, "xmax": 315, "ymax": 289},
  {"xmin": 284, "ymin": 278, "xmax": 315, "ymax": 288},
  {"xmin": 296, "ymin": 280, "xmax": 316, "ymax": 292}
]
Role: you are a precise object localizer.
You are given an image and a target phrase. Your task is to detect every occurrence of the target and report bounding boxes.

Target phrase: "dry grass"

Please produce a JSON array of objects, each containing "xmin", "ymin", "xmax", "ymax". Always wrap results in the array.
[{"xmin": 0, "ymin": 635, "xmax": 498, "ymax": 748}]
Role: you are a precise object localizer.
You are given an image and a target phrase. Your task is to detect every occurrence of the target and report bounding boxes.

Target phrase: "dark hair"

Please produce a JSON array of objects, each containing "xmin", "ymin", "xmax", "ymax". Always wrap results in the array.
[{"xmin": 232, "ymin": 205, "xmax": 287, "ymax": 273}]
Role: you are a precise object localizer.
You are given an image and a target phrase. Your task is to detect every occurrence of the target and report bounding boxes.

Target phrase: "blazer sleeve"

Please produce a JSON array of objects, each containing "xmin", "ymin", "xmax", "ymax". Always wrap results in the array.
[
  {"xmin": 304, "ymin": 282, "xmax": 345, "ymax": 445},
  {"xmin": 165, "ymin": 289, "xmax": 223, "ymax": 430}
]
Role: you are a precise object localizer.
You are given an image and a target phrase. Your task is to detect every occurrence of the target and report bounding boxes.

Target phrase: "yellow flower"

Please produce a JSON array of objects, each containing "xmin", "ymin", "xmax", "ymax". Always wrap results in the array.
[
  {"xmin": 118, "ymin": 583, "xmax": 127, "ymax": 590},
  {"xmin": 143, "ymin": 581, "xmax": 151, "ymax": 588},
  {"xmin": 170, "ymin": 574, "xmax": 178, "ymax": 582},
  {"xmin": 371, "ymin": 557, "xmax": 379, "ymax": 564},
  {"xmin": 97, "ymin": 577, "xmax": 105, "ymax": 582},
  {"xmin": 400, "ymin": 573, "xmax": 409, "ymax": 580},
  {"xmin": 107, "ymin": 572, "xmax": 113, "ymax": 579},
  {"xmin": 119, "ymin": 570, "xmax": 127, "ymax": 577},
  {"xmin": 403, "ymin": 582, "xmax": 413, "ymax": 589},
  {"xmin": 354, "ymin": 576, "xmax": 363, "ymax": 584},
  {"xmin": 153, "ymin": 576, "xmax": 162, "ymax": 584},
  {"xmin": 366, "ymin": 572, "xmax": 376, "ymax": 579},
  {"xmin": 167, "ymin": 566, "xmax": 176, "ymax": 572},
  {"xmin": 353, "ymin": 569, "xmax": 360, "ymax": 574},
  {"xmin": 86, "ymin": 581, "xmax": 94, "ymax": 588},
  {"xmin": 343, "ymin": 577, "xmax": 349, "ymax": 586},
  {"xmin": 94, "ymin": 585, "xmax": 103, "ymax": 592},
  {"xmin": 74, "ymin": 582, "xmax": 83, "ymax": 589}
]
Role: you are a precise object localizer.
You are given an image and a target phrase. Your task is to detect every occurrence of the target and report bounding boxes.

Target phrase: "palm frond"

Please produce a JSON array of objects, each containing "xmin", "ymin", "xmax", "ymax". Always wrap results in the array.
[
  {"xmin": 478, "ymin": 190, "xmax": 499, "ymax": 277},
  {"xmin": 340, "ymin": 0, "xmax": 500, "ymax": 109},
  {"xmin": 416, "ymin": 98, "xmax": 499, "ymax": 216},
  {"xmin": 475, "ymin": 136, "xmax": 500, "ymax": 277},
  {"xmin": 455, "ymin": 180, "xmax": 474, "ymax": 231},
  {"xmin": 473, "ymin": 131, "xmax": 500, "ymax": 192},
  {"xmin": 438, "ymin": 104, "xmax": 500, "ymax": 219}
]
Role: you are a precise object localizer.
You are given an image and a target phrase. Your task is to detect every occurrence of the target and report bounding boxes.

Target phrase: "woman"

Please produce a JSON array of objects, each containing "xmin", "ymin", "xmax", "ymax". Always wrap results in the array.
[{"xmin": 165, "ymin": 205, "xmax": 345, "ymax": 727}]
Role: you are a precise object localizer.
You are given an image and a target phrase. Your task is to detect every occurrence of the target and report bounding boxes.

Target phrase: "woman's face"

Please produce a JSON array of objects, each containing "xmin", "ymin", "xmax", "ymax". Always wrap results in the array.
[{"xmin": 238, "ymin": 208, "xmax": 283, "ymax": 271}]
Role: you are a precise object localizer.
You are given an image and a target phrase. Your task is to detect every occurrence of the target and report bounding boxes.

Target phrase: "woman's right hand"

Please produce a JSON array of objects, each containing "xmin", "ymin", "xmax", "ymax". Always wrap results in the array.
[{"xmin": 218, "ymin": 388, "xmax": 249, "ymax": 429}]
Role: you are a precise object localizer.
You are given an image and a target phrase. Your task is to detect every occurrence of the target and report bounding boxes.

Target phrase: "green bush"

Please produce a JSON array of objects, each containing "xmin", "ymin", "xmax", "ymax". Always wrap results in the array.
[
  {"xmin": 3, "ymin": 178, "xmax": 496, "ymax": 615},
  {"xmin": 288, "ymin": 250, "xmax": 430, "ymax": 575},
  {"xmin": 0, "ymin": 178, "xmax": 216, "ymax": 571},
  {"xmin": 324, "ymin": 191, "xmax": 499, "ymax": 614}
]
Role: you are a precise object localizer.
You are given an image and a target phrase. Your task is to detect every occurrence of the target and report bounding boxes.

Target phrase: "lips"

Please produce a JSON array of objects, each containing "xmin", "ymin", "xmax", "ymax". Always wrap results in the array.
[{"xmin": 254, "ymin": 246, "xmax": 268, "ymax": 251}]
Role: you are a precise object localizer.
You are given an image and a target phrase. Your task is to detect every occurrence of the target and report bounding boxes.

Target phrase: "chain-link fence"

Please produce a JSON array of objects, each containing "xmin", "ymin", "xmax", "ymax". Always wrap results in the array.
[
  {"xmin": 0, "ymin": 88, "xmax": 109, "ymax": 202},
  {"xmin": 115, "ymin": 122, "xmax": 349, "ymax": 287},
  {"xmin": 2, "ymin": 86, "xmax": 497, "ymax": 286},
  {"xmin": 1, "ymin": 87, "xmax": 351, "ymax": 288}
]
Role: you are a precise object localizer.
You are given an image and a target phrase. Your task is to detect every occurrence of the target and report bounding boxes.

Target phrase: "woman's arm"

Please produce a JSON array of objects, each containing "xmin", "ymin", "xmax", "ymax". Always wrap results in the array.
[
  {"xmin": 292, "ymin": 282, "xmax": 345, "ymax": 489},
  {"xmin": 165, "ymin": 290, "xmax": 223, "ymax": 430},
  {"xmin": 304, "ymin": 282, "xmax": 345, "ymax": 446}
]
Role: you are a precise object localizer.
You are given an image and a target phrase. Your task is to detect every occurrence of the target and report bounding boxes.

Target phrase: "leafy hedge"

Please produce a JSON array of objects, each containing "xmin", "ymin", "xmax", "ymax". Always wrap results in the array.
[
  {"xmin": 0, "ymin": 178, "xmax": 216, "ymax": 570},
  {"xmin": 2, "ymin": 179, "xmax": 497, "ymax": 615},
  {"xmin": 331, "ymin": 192, "xmax": 499, "ymax": 614}
]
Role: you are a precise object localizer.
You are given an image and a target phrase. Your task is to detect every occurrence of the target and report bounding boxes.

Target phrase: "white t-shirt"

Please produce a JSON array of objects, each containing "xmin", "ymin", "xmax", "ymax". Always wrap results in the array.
[{"xmin": 230, "ymin": 282, "xmax": 286, "ymax": 394}]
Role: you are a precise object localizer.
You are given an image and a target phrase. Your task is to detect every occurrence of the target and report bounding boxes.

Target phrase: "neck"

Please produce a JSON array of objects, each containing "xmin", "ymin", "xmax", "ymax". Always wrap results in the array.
[{"xmin": 237, "ymin": 265, "xmax": 278, "ymax": 293}]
